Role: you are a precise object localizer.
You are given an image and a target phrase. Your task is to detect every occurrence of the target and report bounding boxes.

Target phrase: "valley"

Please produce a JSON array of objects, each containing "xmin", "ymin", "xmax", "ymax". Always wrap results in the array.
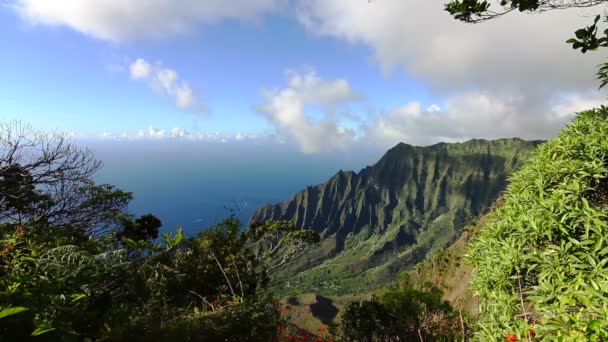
[{"xmin": 252, "ymin": 138, "xmax": 541, "ymax": 296}]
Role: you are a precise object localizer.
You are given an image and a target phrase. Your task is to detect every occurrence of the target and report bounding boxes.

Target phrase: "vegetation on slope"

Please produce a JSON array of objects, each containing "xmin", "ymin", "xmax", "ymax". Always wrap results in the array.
[
  {"xmin": 252, "ymin": 138, "xmax": 541, "ymax": 295},
  {"xmin": 0, "ymin": 122, "xmax": 322, "ymax": 341},
  {"xmin": 0, "ymin": 218, "xmax": 283, "ymax": 341},
  {"xmin": 332, "ymin": 274, "xmax": 466, "ymax": 341},
  {"xmin": 408, "ymin": 210, "xmax": 495, "ymax": 314},
  {"xmin": 468, "ymin": 107, "xmax": 608, "ymax": 341}
]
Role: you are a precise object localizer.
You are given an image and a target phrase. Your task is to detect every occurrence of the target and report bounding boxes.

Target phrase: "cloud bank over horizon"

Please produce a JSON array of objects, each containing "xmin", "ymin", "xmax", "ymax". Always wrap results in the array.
[
  {"xmin": 251, "ymin": 68, "xmax": 603, "ymax": 151},
  {"xmin": 6, "ymin": 0, "xmax": 607, "ymax": 153}
]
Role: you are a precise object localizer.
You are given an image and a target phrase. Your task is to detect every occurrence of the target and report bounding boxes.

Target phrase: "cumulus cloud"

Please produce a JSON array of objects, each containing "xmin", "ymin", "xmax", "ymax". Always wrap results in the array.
[
  {"xmin": 129, "ymin": 58, "xmax": 207, "ymax": 114},
  {"xmin": 129, "ymin": 58, "xmax": 151, "ymax": 79},
  {"xmin": 291, "ymin": 1, "xmax": 607, "ymax": 149},
  {"xmin": 12, "ymin": 0, "xmax": 283, "ymax": 42},
  {"xmin": 296, "ymin": 0, "xmax": 605, "ymax": 93},
  {"xmin": 363, "ymin": 91, "xmax": 605, "ymax": 146},
  {"xmin": 426, "ymin": 104, "xmax": 441, "ymax": 113},
  {"xmin": 171, "ymin": 127, "xmax": 188, "ymax": 138},
  {"xmin": 257, "ymin": 70, "xmax": 604, "ymax": 150},
  {"xmin": 255, "ymin": 69, "xmax": 363, "ymax": 153},
  {"xmin": 147, "ymin": 126, "xmax": 166, "ymax": 138}
]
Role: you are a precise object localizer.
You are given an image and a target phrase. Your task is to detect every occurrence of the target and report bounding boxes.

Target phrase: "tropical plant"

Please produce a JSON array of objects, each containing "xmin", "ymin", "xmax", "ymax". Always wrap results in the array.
[
  {"xmin": 468, "ymin": 106, "xmax": 608, "ymax": 341},
  {"xmin": 0, "ymin": 217, "xmax": 289, "ymax": 341}
]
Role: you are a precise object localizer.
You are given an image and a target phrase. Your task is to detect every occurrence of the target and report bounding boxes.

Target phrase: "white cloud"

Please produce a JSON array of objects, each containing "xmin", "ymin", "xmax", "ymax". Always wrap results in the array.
[
  {"xmin": 426, "ymin": 104, "xmax": 441, "ymax": 113},
  {"xmin": 256, "ymin": 69, "xmax": 362, "ymax": 153},
  {"xmin": 156, "ymin": 69, "xmax": 178, "ymax": 93},
  {"xmin": 175, "ymin": 83, "xmax": 197, "ymax": 110},
  {"xmin": 88, "ymin": 87, "xmax": 603, "ymax": 147},
  {"xmin": 12, "ymin": 0, "xmax": 283, "ymax": 42},
  {"xmin": 296, "ymin": 0, "xmax": 606, "ymax": 93},
  {"xmin": 292, "ymin": 1, "xmax": 608, "ymax": 149},
  {"xmin": 148, "ymin": 126, "xmax": 166, "ymax": 138},
  {"xmin": 128, "ymin": 58, "xmax": 207, "ymax": 114},
  {"xmin": 129, "ymin": 58, "xmax": 151, "ymax": 79},
  {"xmin": 254, "ymin": 68, "xmax": 606, "ymax": 152},
  {"xmin": 171, "ymin": 127, "xmax": 188, "ymax": 137},
  {"xmin": 90, "ymin": 127, "xmax": 281, "ymax": 144},
  {"xmin": 98, "ymin": 131, "xmax": 113, "ymax": 139},
  {"xmin": 363, "ymin": 91, "xmax": 605, "ymax": 147},
  {"xmin": 551, "ymin": 94, "xmax": 606, "ymax": 118}
]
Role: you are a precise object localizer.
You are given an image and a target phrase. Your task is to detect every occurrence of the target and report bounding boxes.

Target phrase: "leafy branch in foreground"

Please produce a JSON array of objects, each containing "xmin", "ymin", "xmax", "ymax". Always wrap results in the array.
[
  {"xmin": 0, "ymin": 121, "xmax": 132, "ymax": 235},
  {"xmin": 443, "ymin": 0, "xmax": 608, "ymax": 89},
  {"xmin": 445, "ymin": 0, "xmax": 605, "ymax": 24}
]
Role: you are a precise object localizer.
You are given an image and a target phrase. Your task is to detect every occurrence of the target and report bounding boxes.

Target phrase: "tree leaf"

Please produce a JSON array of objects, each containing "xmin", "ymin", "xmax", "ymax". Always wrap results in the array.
[{"xmin": 0, "ymin": 306, "xmax": 29, "ymax": 319}]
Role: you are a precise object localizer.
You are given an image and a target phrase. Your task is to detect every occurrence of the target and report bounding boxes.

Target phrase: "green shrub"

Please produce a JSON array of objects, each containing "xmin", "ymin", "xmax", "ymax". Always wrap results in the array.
[
  {"xmin": 335, "ymin": 281, "xmax": 462, "ymax": 341},
  {"xmin": 0, "ymin": 218, "xmax": 283, "ymax": 341},
  {"xmin": 468, "ymin": 106, "xmax": 608, "ymax": 341}
]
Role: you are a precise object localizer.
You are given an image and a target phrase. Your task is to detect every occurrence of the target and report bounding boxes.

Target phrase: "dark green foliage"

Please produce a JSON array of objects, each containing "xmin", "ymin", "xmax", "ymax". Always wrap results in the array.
[
  {"xmin": 0, "ymin": 164, "xmax": 53, "ymax": 217},
  {"xmin": 0, "ymin": 124, "xmax": 321, "ymax": 340},
  {"xmin": 167, "ymin": 218, "xmax": 265, "ymax": 304},
  {"xmin": 444, "ymin": 0, "xmax": 491, "ymax": 22},
  {"xmin": 119, "ymin": 213, "xmax": 162, "ymax": 241},
  {"xmin": 445, "ymin": 0, "xmax": 602, "ymax": 23},
  {"xmin": 118, "ymin": 295, "xmax": 280, "ymax": 342},
  {"xmin": 335, "ymin": 279, "xmax": 463, "ymax": 341},
  {"xmin": 337, "ymin": 298, "xmax": 397, "ymax": 342},
  {"xmin": 566, "ymin": 15, "xmax": 607, "ymax": 53},
  {"xmin": 0, "ymin": 217, "xmax": 284, "ymax": 341},
  {"xmin": 0, "ymin": 122, "xmax": 133, "ymax": 234},
  {"xmin": 468, "ymin": 107, "xmax": 608, "ymax": 340}
]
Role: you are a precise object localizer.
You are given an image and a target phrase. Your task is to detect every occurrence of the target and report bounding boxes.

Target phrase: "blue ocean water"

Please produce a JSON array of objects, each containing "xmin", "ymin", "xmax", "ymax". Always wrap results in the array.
[{"xmin": 90, "ymin": 141, "xmax": 383, "ymax": 236}]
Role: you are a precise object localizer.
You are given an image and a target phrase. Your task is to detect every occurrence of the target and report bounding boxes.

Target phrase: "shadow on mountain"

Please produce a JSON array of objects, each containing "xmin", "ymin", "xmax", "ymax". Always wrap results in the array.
[{"xmin": 309, "ymin": 295, "xmax": 339, "ymax": 324}]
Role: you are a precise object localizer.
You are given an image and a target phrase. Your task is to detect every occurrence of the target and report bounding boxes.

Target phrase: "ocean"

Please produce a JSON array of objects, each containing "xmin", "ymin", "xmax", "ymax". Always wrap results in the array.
[{"xmin": 89, "ymin": 140, "xmax": 382, "ymax": 235}]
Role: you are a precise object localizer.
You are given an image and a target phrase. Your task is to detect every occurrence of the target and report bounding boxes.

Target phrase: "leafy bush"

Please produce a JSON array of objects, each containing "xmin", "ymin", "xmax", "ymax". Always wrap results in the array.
[
  {"xmin": 334, "ymin": 278, "xmax": 463, "ymax": 341},
  {"xmin": 0, "ymin": 124, "xmax": 324, "ymax": 340},
  {"xmin": 0, "ymin": 218, "xmax": 284, "ymax": 341},
  {"xmin": 468, "ymin": 107, "xmax": 608, "ymax": 341}
]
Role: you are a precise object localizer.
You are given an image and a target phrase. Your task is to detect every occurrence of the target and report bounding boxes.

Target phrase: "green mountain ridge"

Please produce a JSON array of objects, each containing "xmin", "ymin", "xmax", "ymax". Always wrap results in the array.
[{"xmin": 251, "ymin": 138, "xmax": 542, "ymax": 295}]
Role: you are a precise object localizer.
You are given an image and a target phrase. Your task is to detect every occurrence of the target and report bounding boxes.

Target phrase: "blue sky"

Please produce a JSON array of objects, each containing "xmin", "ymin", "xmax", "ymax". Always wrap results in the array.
[{"xmin": 1, "ymin": 0, "xmax": 606, "ymax": 152}]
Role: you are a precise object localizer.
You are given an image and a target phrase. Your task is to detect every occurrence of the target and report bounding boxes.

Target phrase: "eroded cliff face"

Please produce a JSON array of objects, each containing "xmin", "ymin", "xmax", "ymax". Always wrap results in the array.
[{"xmin": 251, "ymin": 138, "xmax": 542, "ymax": 295}]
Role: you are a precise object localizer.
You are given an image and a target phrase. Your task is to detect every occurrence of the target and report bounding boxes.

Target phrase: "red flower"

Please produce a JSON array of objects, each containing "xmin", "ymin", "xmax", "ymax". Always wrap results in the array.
[
  {"xmin": 528, "ymin": 329, "xmax": 536, "ymax": 339},
  {"xmin": 506, "ymin": 333, "xmax": 518, "ymax": 342},
  {"xmin": 277, "ymin": 324, "xmax": 286, "ymax": 331}
]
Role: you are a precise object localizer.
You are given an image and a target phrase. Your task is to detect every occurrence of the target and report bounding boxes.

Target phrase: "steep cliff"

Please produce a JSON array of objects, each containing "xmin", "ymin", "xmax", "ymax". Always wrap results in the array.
[{"xmin": 251, "ymin": 138, "xmax": 541, "ymax": 294}]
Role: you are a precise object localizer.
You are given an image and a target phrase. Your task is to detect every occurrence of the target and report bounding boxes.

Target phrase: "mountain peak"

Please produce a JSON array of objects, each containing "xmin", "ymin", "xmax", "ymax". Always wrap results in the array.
[{"xmin": 250, "ymin": 138, "xmax": 542, "ymax": 295}]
